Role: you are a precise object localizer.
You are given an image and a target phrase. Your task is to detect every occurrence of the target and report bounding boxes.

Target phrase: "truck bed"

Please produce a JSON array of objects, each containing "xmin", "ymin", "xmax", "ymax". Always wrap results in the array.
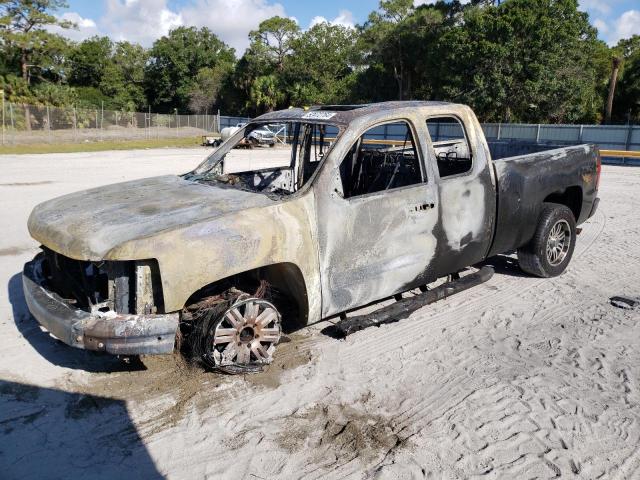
[
  {"xmin": 488, "ymin": 140, "xmax": 567, "ymax": 161},
  {"xmin": 488, "ymin": 144, "xmax": 599, "ymax": 257}
]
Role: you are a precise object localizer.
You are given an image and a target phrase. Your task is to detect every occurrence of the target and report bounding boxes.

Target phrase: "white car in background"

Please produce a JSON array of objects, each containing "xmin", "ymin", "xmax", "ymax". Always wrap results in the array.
[{"xmin": 215, "ymin": 123, "xmax": 277, "ymax": 148}]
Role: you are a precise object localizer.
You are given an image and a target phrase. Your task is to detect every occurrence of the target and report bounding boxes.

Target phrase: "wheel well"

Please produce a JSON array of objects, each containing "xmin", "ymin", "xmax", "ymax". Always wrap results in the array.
[
  {"xmin": 543, "ymin": 186, "xmax": 582, "ymax": 221},
  {"xmin": 182, "ymin": 262, "xmax": 309, "ymax": 332}
]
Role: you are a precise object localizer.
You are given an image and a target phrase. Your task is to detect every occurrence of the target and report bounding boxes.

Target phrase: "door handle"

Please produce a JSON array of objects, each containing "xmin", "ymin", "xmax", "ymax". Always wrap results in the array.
[{"xmin": 411, "ymin": 203, "xmax": 435, "ymax": 212}]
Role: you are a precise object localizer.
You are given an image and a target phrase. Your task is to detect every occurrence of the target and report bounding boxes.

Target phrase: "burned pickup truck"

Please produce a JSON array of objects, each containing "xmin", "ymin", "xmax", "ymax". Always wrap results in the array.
[{"xmin": 23, "ymin": 101, "xmax": 600, "ymax": 372}]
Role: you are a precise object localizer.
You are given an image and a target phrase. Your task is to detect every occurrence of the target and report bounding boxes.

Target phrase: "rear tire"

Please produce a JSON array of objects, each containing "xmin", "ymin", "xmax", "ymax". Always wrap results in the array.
[{"xmin": 517, "ymin": 203, "xmax": 576, "ymax": 278}]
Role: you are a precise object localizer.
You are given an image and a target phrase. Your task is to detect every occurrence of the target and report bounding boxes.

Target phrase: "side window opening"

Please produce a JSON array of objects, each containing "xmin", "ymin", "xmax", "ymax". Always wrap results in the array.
[
  {"xmin": 339, "ymin": 121, "xmax": 423, "ymax": 198},
  {"xmin": 426, "ymin": 116, "xmax": 473, "ymax": 178},
  {"xmin": 298, "ymin": 123, "xmax": 338, "ymax": 187}
]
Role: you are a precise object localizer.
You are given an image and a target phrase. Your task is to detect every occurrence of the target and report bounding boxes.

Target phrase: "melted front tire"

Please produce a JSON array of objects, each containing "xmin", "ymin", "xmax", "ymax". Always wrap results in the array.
[{"xmin": 199, "ymin": 297, "xmax": 282, "ymax": 374}]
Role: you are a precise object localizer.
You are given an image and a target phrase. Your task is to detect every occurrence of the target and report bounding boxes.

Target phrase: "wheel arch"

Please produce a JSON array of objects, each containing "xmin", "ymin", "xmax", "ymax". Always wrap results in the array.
[
  {"xmin": 543, "ymin": 185, "xmax": 583, "ymax": 223},
  {"xmin": 182, "ymin": 261, "xmax": 310, "ymax": 331}
]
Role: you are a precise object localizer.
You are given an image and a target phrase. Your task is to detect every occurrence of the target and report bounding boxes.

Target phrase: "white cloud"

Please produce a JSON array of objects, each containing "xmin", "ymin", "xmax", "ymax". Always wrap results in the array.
[
  {"xmin": 608, "ymin": 9, "xmax": 640, "ymax": 44},
  {"xmin": 593, "ymin": 18, "xmax": 609, "ymax": 35},
  {"xmin": 179, "ymin": 0, "xmax": 287, "ymax": 52},
  {"xmin": 100, "ymin": 0, "xmax": 183, "ymax": 46},
  {"xmin": 308, "ymin": 15, "xmax": 325, "ymax": 27},
  {"xmin": 53, "ymin": 0, "xmax": 288, "ymax": 53},
  {"xmin": 579, "ymin": 0, "xmax": 612, "ymax": 16},
  {"xmin": 47, "ymin": 12, "xmax": 100, "ymax": 41},
  {"xmin": 309, "ymin": 9, "xmax": 355, "ymax": 29}
]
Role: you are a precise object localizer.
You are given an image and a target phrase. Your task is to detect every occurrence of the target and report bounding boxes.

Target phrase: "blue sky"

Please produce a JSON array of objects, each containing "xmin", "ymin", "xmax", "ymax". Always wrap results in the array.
[{"xmin": 56, "ymin": 0, "xmax": 640, "ymax": 52}]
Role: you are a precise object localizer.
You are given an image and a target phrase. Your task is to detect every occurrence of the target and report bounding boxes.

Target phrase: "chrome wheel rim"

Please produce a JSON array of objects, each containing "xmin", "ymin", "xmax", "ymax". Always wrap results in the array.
[
  {"xmin": 546, "ymin": 219, "xmax": 571, "ymax": 266},
  {"xmin": 209, "ymin": 298, "xmax": 281, "ymax": 368}
]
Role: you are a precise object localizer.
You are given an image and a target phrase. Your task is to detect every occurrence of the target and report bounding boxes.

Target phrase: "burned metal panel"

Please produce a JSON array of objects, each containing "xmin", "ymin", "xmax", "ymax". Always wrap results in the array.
[
  {"xmin": 313, "ymin": 109, "xmax": 440, "ymax": 317},
  {"xmin": 27, "ymin": 175, "xmax": 274, "ymax": 261},
  {"xmin": 488, "ymin": 144, "xmax": 599, "ymax": 257},
  {"xmin": 421, "ymin": 105, "xmax": 498, "ymax": 277},
  {"xmin": 111, "ymin": 262, "xmax": 131, "ymax": 314},
  {"xmin": 81, "ymin": 313, "xmax": 178, "ymax": 355},
  {"xmin": 134, "ymin": 261, "xmax": 155, "ymax": 314},
  {"xmin": 104, "ymin": 192, "xmax": 322, "ymax": 323},
  {"xmin": 254, "ymin": 101, "xmax": 454, "ymax": 128},
  {"xmin": 425, "ymin": 176, "xmax": 496, "ymax": 279},
  {"xmin": 313, "ymin": 103, "xmax": 496, "ymax": 316},
  {"xmin": 316, "ymin": 182, "xmax": 439, "ymax": 317},
  {"xmin": 27, "ymin": 177, "xmax": 321, "ymax": 322}
]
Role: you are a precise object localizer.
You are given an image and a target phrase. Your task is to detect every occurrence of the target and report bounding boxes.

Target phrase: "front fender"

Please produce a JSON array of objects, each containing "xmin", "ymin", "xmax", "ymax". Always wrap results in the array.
[{"xmin": 105, "ymin": 193, "xmax": 322, "ymax": 324}]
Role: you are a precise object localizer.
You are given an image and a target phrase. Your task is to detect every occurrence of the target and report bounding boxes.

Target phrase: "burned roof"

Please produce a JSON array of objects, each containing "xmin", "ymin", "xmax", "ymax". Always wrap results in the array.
[{"xmin": 254, "ymin": 101, "xmax": 457, "ymax": 126}]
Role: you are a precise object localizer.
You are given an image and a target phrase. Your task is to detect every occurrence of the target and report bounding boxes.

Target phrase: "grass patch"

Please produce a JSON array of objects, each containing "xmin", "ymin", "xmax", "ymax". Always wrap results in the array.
[{"xmin": 0, "ymin": 136, "xmax": 212, "ymax": 155}]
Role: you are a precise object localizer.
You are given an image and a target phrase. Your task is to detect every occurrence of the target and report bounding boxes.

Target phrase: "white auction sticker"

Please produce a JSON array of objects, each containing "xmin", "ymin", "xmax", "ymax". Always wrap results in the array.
[{"xmin": 302, "ymin": 111, "xmax": 337, "ymax": 120}]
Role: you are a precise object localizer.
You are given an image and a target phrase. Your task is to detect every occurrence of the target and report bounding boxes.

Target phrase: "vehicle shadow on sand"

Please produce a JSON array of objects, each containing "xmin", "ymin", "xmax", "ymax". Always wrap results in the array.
[
  {"xmin": 477, "ymin": 254, "xmax": 529, "ymax": 278},
  {"xmin": 8, "ymin": 273, "xmax": 146, "ymax": 373},
  {"xmin": 0, "ymin": 379, "xmax": 163, "ymax": 479}
]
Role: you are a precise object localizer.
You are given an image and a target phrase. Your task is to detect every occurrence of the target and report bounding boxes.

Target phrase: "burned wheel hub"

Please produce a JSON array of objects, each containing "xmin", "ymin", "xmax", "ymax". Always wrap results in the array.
[
  {"xmin": 205, "ymin": 298, "xmax": 281, "ymax": 373},
  {"xmin": 239, "ymin": 326, "xmax": 255, "ymax": 343}
]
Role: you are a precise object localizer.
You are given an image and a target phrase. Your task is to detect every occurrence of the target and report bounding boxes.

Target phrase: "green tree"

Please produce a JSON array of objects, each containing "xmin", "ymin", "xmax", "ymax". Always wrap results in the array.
[
  {"xmin": 144, "ymin": 26, "xmax": 235, "ymax": 112},
  {"xmin": 99, "ymin": 41, "xmax": 148, "ymax": 110},
  {"xmin": 68, "ymin": 36, "xmax": 113, "ymax": 87},
  {"xmin": 248, "ymin": 16, "xmax": 299, "ymax": 72},
  {"xmin": 67, "ymin": 38, "xmax": 147, "ymax": 110},
  {"xmin": 286, "ymin": 22, "xmax": 357, "ymax": 105},
  {"xmin": 433, "ymin": 0, "xmax": 607, "ymax": 123},
  {"xmin": 614, "ymin": 35, "xmax": 640, "ymax": 123},
  {"xmin": 0, "ymin": 0, "xmax": 74, "ymax": 85},
  {"xmin": 615, "ymin": 35, "xmax": 640, "ymax": 61},
  {"xmin": 230, "ymin": 16, "xmax": 300, "ymax": 114},
  {"xmin": 356, "ymin": 0, "xmax": 444, "ymax": 101},
  {"xmin": 0, "ymin": 0, "xmax": 74, "ymax": 129},
  {"xmin": 358, "ymin": 0, "xmax": 415, "ymax": 100},
  {"xmin": 0, "ymin": 72, "xmax": 33, "ymax": 103},
  {"xmin": 249, "ymin": 74, "xmax": 282, "ymax": 112},
  {"xmin": 187, "ymin": 64, "xmax": 233, "ymax": 113}
]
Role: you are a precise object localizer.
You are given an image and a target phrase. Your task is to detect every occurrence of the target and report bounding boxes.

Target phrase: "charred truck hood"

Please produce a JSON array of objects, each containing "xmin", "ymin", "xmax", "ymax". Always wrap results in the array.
[{"xmin": 28, "ymin": 175, "xmax": 274, "ymax": 261}]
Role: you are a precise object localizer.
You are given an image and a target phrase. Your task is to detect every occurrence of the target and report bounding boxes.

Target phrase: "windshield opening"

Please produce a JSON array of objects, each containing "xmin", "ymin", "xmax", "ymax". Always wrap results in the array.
[{"xmin": 184, "ymin": 121, "xmax": 341, "ymax": 198}]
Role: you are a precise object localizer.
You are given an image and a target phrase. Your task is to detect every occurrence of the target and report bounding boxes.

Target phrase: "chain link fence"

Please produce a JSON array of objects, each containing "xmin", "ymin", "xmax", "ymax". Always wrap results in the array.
[
  {"xmin": 1, "ymin": 100, "xmax": 638, "ymax": 163},
  {"xmin": 0, "ymin": 101, "xmax": 250, "ymax": 145}
]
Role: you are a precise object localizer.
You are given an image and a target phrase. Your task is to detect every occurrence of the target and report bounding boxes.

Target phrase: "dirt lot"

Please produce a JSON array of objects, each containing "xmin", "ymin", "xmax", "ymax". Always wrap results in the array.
[{"xmin": 1, "ymin": 148, "xmax": 639, "ymax": 479}]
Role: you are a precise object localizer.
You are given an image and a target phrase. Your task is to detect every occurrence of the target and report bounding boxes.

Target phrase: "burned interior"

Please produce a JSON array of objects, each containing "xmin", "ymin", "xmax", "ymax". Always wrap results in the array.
[
  {"xmin": 339, "ymin": 120, "xmax": 423, "ymax": 197},
  {"xmin": 426, "ymin": 116, "xmax": 473, "ymax": 178},
  {"xmin": 185, "ymin": 121, "xmax": 341, "ymax": 197}
]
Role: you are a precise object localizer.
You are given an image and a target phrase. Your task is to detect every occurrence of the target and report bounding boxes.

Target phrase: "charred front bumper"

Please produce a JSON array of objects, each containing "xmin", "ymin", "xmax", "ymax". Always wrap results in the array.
[{"xmin": 22, "ymin": 256, "xmax": 178, "ymax": 355}]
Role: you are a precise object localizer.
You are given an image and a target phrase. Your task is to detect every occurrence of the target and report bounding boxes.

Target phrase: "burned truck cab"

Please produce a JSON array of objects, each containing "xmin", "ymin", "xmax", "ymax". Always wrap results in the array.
[{"xmin": 22, "ymin": 101, "xmax": 600, "ymax": 370}]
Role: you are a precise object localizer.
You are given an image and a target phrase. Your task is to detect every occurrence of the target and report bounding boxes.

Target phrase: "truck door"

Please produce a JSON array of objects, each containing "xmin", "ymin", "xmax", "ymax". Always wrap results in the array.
[
  {"xmin": 424, "ymin": 114, "xmax": 496, "ymax": 276},
  {"xmin": 315, "ymin": 118, "xmax": 439, "ymax": 317}
]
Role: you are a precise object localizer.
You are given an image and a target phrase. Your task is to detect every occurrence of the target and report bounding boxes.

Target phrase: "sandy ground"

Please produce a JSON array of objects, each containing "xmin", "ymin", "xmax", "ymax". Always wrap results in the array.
[{"xmin": 1, "ymin": 148, "xmax": 639, "ymax": 479}]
